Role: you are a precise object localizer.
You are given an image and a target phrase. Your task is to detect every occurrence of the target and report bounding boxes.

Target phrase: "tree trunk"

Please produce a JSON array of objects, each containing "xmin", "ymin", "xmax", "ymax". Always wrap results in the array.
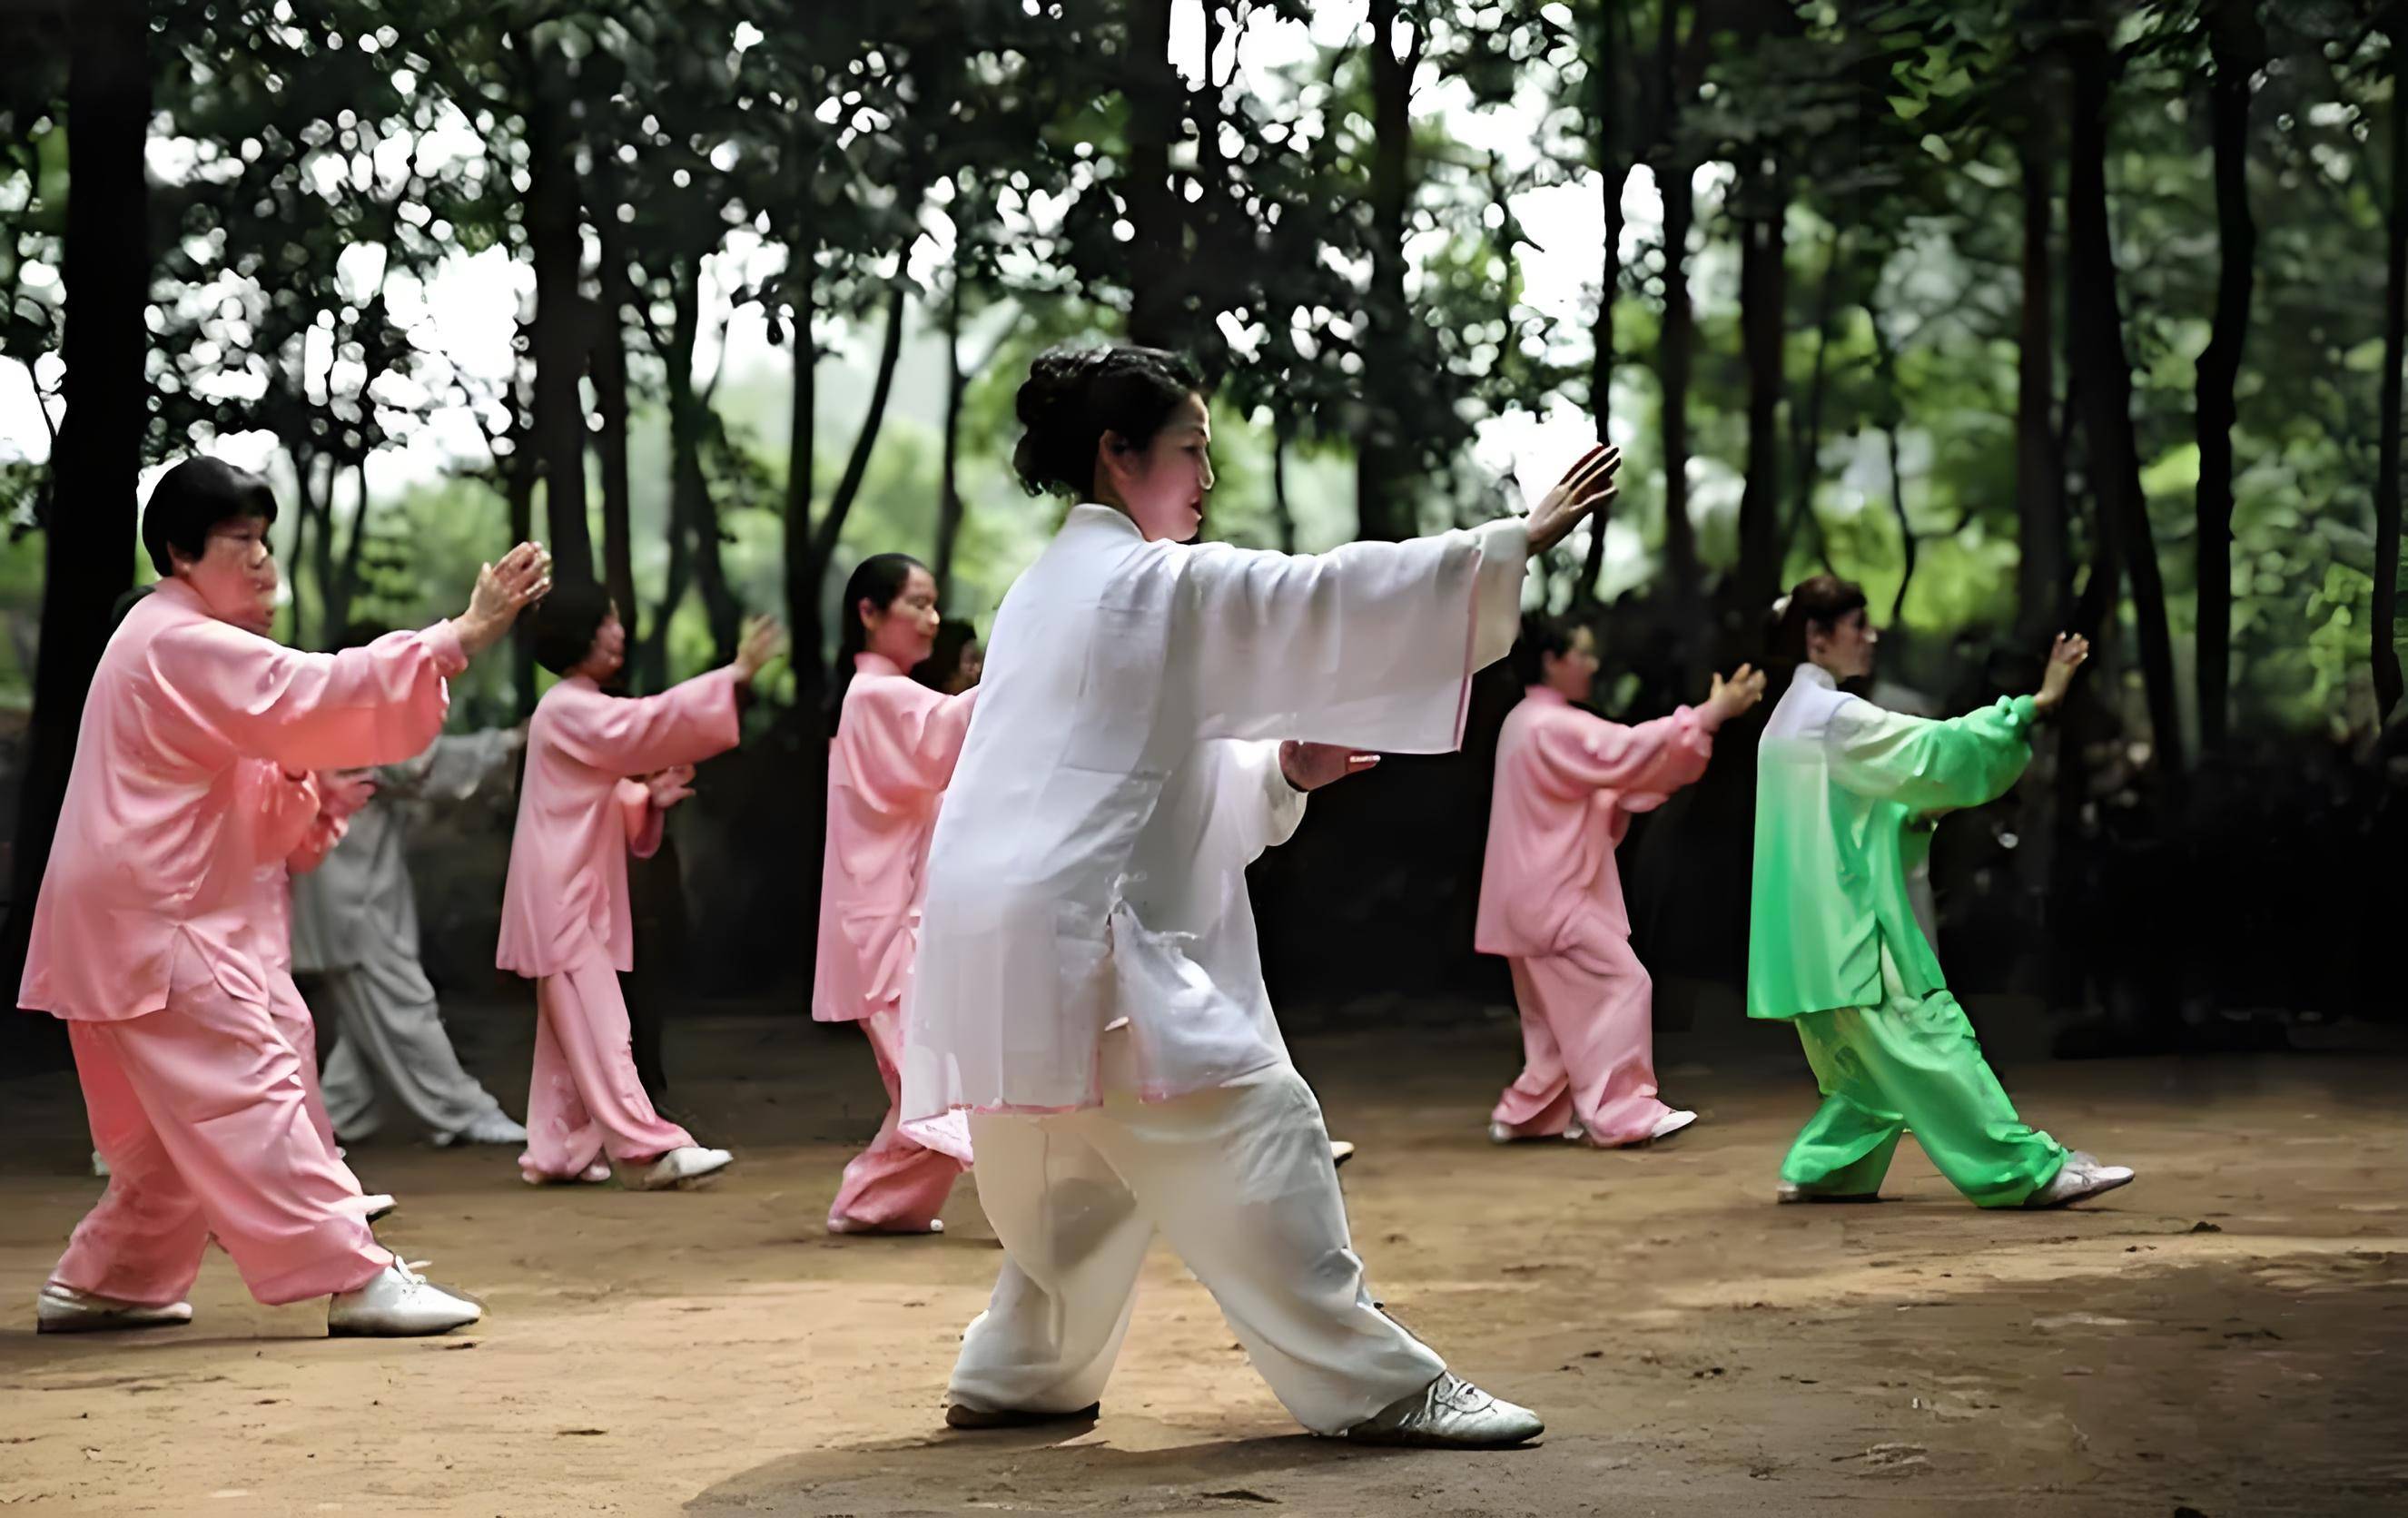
[
  {"xmin": 2194, "ymin": 0, "xmax": 2264, "ymax": 750},
  {"xmin": 642, "ymin": 254, "xmax": 706, "ymax": 691},
  {"xmin": 2066, "ymin": 16, "xmax": 2186, "ymax": 792},
  {"xmin": 1270, "ymin": 413, "xmax": 1298, "ymax": 555},
  {"xmin": 2015, "ymin": 122, "xmax": 2068, "ymax": 644},
  {"xmin": 1734, "ymin": 155, "xmax": 1790, "ymax": 612},
  {"xmin": 1869, "ymin": 306, "xmax": 1917, "ymax": 622},
  {"xmin": 524, "ymin": 73, "xmax": 594, "ymax": 581},
  {"xmin": 284, "ymin": 448, "xmax": 314, "ymax": 648},
  {"xmin": 2376, "ymin": 19, "xmax": 2408, "ymax": 721},
  {"xmin": 1356, "ymin": 0, "xmax": 1418, "ymax": 542},
  {"xmin": 933, "ymin": 275, "xmax": 969, "ymax": 602},
  {"xmin": 506, "ymin": 432, "xmax": 538, "ymax": 717},
  {"xmin": 596, "ymin": 230, "xmax": 638, "ymax": 645},
  {"xmin": 1123, "ymin": 0, "xmax": 1188, "ymax": 351},
  {"xmin": 1579, "ymin": 14, "xmax": 1627, "ymax": 610},
  {"xmin": 324, "ymin": 454, "xmax": 372, "ymax": 645},
  {"xmin": 1652, "ymin": 0, "xmax": 1701, "ymax": 616},
  {"xmin": 1789, "ymin": 228, "xmax": 1842, "ymax": 575},
  {"xmin": 4, "ymin": 0, "xmax": 147, "ymax": 1052},
  {"xmin": 782, "ymin": 280, "xmax": 821, "ymax": 701}
]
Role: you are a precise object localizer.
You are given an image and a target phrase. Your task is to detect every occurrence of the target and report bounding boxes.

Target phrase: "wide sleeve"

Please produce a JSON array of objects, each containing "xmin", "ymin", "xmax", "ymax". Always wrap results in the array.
[
  {"xmin": 1203, "ymin": 739, "xmax": 1309, "ymax": 864},
  {"xmin": 1826, "ymin": 695, "xmax": 2037, "ymax": 813},
  {"xmin": 616, "ymin": 778, "xmax": 665, "ymax": 860},
  {"xmin": 378, "ymin": 726, "xmax": 526, "ymax": 803},
  {"xmin": 154, "ymin": 619, "xmax": 466, "ymax": 772},
  {"xmin": 547, "ymin": 668, "xmax": 743, "ymax": 777},
  {"xmin": 844, "ymin": 681, "xmax": 979, "ymax": 803},
  {"xmin": 1178, "ymin": 517, "xmax": 1528, "ymax": 754},
  {"xmin": 1530, "ymin": 705, "xmax": 1717, "ymax": 813}
]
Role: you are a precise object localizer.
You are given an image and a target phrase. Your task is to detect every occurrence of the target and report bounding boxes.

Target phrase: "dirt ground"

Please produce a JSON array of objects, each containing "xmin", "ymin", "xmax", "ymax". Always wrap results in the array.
[{"xmin": 1, "ymin": 1000, "xmax": 2403, "ymax": 1518}]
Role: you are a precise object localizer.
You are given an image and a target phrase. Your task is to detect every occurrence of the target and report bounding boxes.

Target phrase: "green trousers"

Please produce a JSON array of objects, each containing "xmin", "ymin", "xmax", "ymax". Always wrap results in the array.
[{"xmin": 1781, "ymin": 952, "xmax": 2065, "ymax": 1208}]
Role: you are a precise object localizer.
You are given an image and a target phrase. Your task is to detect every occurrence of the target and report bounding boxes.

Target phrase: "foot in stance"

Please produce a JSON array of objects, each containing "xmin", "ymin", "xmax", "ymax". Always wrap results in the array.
[
  {"xmin": 829, "ymin": 1216, "xmax": 944, "ymax": 1236},
  {"xmin": 37, "ymin": 1282, "xmax": 192, "ymax": 1335},
  {"xmin": 1645, "ymin": 1109, "xmax": 1698, "ymax": 1142},
  {"xmin": 2023, "ymin": 1150, "xmax": 2135, "ymax": 1209},
  {"xmin": 1329, "ymin": 1139, "xmax": 1357, "ymax": 1168},
  {"xmin": 326, "ymin": 1260, "xmax": 481, "ymax": 1336},
  {"xmin": 1343, "ymin": 1372, "xmax": 1544, "ymax": 1448},
  {"xmin": 945, "ymin": 1401, "xmax": 1100, "ymax": 1431},
  {"xmin": 1774, "ymin": 1180, "xmax": 1884, "ymax": 1204},
  {"xmin": 522, "ymin": 1160, "xmax": 612, "ymax": 1186},
  {"xmin": 625, "ymin": 1146, "xmax": 732, "ymax": 1191},
  {"xmin": 435, "ymin": 1111, "xmax": 531, "ymax": 1148},
  {"xmin": 1487, "ymin": 1121, "xmax": 1586, "ymax": 1146},
  {"xmin": 360, "ymin": 1193, "xmax": 397, "ymax": 1223}
]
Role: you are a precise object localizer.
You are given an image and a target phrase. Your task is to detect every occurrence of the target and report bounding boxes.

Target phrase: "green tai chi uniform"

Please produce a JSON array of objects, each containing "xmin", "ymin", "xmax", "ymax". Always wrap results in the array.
[{"xmin": 1748, "ymin": 665, "xmax": 2065, "ymax": 1207}]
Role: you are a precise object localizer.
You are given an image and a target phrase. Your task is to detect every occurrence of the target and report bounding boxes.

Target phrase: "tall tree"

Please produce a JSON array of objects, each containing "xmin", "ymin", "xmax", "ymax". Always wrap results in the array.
[
  {"xmin": 1356, "ymin": 0, "xmax": 1424, "ymax": 541},
  {"xmin": 1650, "ymin": 0, "xmax": 1703, "ymax": 613},
  {"xmin": 2194, "ymin": 0, "xmax": 2267, "ymax": 751},
  {"xmin": 2065, "ymin": 9, "xmax": 2187, "ymax": 791},
  {"xmin": 5, "ymin": 0, "xmax": 147, "ymax": 1018},
  {"xmin": 2376, "ymin": 13, "xmax": 2408, "ymax": 721}
]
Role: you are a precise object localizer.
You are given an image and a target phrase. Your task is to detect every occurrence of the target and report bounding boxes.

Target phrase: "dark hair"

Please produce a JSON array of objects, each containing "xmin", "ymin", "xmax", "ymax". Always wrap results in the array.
[
  {"xmin": 142, "ymin": 457, "xmax": 279, "ymax": 577},
  {"xmin": 829, "ymin": 552, "xmax": 929, "ymax": 733},
  {"xmin": 529, "ymin": 578, "xmax": 617, "ymax": 675},
  {"xmin": 913, "ymin": 618, "xmax": 981, "ymax": 695},
  {"xmin": 1011, "ymin": 343, "xmax": 1205, "ymax": 498},
  {"xmin": 1509, "ymin": 612, "xmax": 1581, "ymax": 689},
  {"xmin": 1770, "ymin": 574, "xmax": 1870, "ymax": 664}
]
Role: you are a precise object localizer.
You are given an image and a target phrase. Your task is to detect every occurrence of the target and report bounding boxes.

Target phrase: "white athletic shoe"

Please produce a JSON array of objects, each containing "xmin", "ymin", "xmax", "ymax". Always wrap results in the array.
[
  {"xmin": 522, "ymin": 1160, "xmax": 612, "ymax": 1186},
  {"xmin": 1489, "ymin": 1122, "xmax": 1583, "ymax": 1146},
  {"xmin": 434, "ymin": 1111, "xmax": 530, "ymax": 1148},
  {"xmin": 1647, "ymin": 1109, "xmax": 1699, "ymax": 1142},
  {"xmin": 626, "ymin": 1146, "xmax": 733, "ymax": 1191},
  {"xmin": 359, "ymin": 1194, "xmax": 397, "ymax": 1223},
  {"xmin": 36, "ymin": 1282, "xmax": 192, "ymax": 1335},
  {"xmin": 91, "ymin": 1151, "xmax": 110, "ymax": 1179},
  {"xmin": 1329, "ymin": 1140, "xmax": 1357, "ymax": 1168},
  {"xmin": 2023, "ymin": 1149, "xmax": 2136, "ymax": 1209},
  {"xmin": 1343, "ymin": 1372, "xmax": 1544, "ymax": 1448},
  {"xmin": 327, "ymin": 1260, "xmax": 482, "ymax": 1336}
]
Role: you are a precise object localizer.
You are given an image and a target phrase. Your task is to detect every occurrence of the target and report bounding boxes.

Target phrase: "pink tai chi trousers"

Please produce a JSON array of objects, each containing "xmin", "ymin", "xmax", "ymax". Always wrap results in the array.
[
  {"xmin": 827, "ymin": 1004, "xmax": 968, "ymax": 1231},
  {"xmin": 1491, "ymin": 929, "xmax": 1677, "ymax": 1148},
  {"xmin": 518, "ymin": 951, "xmax": 694, "ymax": 1181},
  {"xmin": 52, "ymin": 978, "xmax": 391, "ymax": 1308}
]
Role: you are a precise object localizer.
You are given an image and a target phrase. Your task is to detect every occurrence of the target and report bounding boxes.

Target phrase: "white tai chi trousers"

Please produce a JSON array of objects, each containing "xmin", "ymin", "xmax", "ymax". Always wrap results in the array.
[{"xmin": 949, "ymin": 1030, "xmax": 1446, "ymax": 1434}]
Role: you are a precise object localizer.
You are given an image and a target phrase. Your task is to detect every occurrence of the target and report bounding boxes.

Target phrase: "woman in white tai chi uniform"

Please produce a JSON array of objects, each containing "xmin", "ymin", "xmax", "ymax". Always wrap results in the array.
[{"xmin": 901, "ymin": 343, "xmax": 1617, "ymax": 1447}]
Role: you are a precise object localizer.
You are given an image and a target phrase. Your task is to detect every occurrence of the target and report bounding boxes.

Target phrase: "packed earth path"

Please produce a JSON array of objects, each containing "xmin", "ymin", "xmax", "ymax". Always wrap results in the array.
[{"xmin": 2, "ymin": 1002, "xmax": 2402, "ymax": 1517}]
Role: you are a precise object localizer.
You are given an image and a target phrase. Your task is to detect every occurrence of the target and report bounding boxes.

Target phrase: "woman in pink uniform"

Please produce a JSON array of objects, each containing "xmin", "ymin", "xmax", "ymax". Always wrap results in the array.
[
  {"xmin": 498, "ymin": 579, "xmax": 785, "ymax": 1191},
  {"xmin": 814, "ymin": 555, "xmax": 978, "ymax": 1234},
  {"xmin": 1475, "ymin": 615, "xmax": 1763, "ymax": 1148},
  {"xmin": 27, "ymin": 457, "xmax": 545, "ymax": 1338}
]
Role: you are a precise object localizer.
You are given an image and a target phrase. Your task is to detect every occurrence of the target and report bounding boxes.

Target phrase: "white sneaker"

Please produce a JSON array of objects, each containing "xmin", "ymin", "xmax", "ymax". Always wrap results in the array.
[
  {"xmin": 91, "ymin": 1151, "xmax": 110, "ymax": 1179},
  {"xmin": 435, "ymin": 1111, "xmax": 530, "ymax": 1148},
  {"xmin": 1489, "ymin": 1121, "xmax": 1580, "ymax": 1146},
  {"xmin": 1329, "ymin": 1140, "xmax": 1357, "ymax": 1168},
  {"xmin": 327, "ymin": 1260, "xmax": 482, "ymax": 1336},
  {"xmin": 522, "ymin": 1160, "xmax": 612, "ymax": 1186},
  {"xmin": 2024, "ymin": 1149, "xmax": 2137, "ymax": 1209},
  {"xmin": 1343, "ymin": 1372, "xmax": 1544, "ymax": 1448},
  {"xmin": 36, "ymin": 1282, "xmax": 192, "ymax": 1335},
  {"xmin": 359, "ymin": 1194, "xmax": 397, "ymax": 1223},
  {"xmin": 626, "ymin": 1146, "xmax": 732, "ymax": 1191},
  {"xmin": 1647, "ymin": 1109, "xmax": 1699, "ymax": 1142}
]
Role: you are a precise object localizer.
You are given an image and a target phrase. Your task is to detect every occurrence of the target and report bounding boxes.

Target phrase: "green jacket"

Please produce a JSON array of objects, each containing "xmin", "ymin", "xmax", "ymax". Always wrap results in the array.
[{"xmin": 1747, "ymin": 665, "xmax": 2035, "ymax": 1020}]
